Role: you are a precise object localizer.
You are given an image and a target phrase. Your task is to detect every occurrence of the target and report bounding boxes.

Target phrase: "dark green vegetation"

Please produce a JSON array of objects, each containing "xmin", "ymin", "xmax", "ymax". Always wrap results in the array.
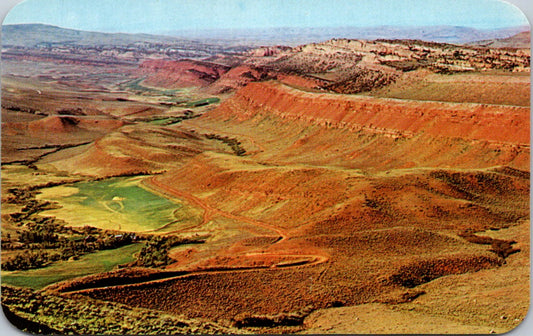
[
  {"xmin": 1, "ymin": 285, "xmax": 232, "ymax": 334},
  {"xmin": 1, "ymin": 177, "xmax": 206, "ymax": 289},
  {"xmin": 121, "ymin": 78, "xmax": 181, "ymax": 96},
  {"xmin": 1, "ymin": 227, "xmax": 137, "ymax": 272},
  {"xmin": 134, "ymin": 235, "xmax": 205, "ymax": 268},
  {"xmin": 120, "ymin": 79, "xmax": 220, "ymax": 109},
  {"xmin": 186, "ymin": 97, "xmax": 220, "ymax": 107},
  {"xmin": 1, "ymin": 244, "xmax": 143, "ymax": 290},
  {"xmin": 2, "ymin": 183, "xmax": 140, "ymax": 272},
  {"xmin": 134, "ymin": 109, "xmax": 199, "ymax": 125},
  {"xmin": 205, "ymin": 133, "xmax": 247, "ymax": 156}
]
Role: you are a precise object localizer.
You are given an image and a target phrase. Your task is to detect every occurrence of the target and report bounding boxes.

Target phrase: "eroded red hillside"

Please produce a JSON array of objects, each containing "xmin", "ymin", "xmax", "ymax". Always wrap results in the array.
[
  {"xmin": 140, "ymin": 59, "xmax": 230, "ymax": 88},
  {"xmin": 213, "ymin": 81, "xmax": 530, "ymax": 145},
  {"xmin": 208, "ymin": 65, "xmax": 269, "ymax": 93}
]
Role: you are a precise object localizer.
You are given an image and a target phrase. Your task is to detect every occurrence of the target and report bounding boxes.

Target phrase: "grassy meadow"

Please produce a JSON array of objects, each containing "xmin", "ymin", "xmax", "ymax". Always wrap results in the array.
[
  {"xmin": 1, "ymin": 243, "xmax": 143, "ymax": 290},
  {"xmin": 36, "ymin": 176, "xmax": 202, "ymax": 233}
]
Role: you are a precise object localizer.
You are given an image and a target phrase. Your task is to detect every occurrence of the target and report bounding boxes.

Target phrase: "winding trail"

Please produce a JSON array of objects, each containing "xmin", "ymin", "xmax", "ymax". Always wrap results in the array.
[
  {"xmin": 62, "ymin": 251, "xmax": 329, "ymax": 295},
  {"xmin": 142, "ymin": 175, "xmax": 287, "ymax": 240},
  {"xmin": 58, "ymin": 174, "xmax": 331, "ymax": 295}
]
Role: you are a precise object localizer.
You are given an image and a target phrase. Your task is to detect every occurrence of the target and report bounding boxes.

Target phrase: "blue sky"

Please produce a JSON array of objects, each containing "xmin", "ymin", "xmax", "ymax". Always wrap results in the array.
[{"xmin": 3, "ymin": 0, "xmax": 530, "ymax": 33}]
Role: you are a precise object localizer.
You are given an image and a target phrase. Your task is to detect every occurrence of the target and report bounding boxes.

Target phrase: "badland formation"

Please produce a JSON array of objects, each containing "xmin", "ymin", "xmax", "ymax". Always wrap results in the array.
[{"xmin": 1, "ymin": 23, "xmax": 530, "ymax": 334}]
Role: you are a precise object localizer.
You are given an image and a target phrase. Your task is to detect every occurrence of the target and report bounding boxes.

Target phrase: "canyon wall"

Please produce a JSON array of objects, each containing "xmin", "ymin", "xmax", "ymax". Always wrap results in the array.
[{"xmin": 213, "ymin": 81, "xmax": 530, "ymax": 145}]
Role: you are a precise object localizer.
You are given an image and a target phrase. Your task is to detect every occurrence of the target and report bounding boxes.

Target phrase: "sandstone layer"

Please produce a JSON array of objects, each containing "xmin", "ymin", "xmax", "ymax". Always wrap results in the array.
[{"xmin": 214, "ymin": 81, "xmax": 530, "ymax": 145}]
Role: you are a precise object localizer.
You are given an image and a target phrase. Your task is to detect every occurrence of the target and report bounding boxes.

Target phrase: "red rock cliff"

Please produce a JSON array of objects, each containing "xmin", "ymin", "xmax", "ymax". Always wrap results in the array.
[
  {"xmin": 139, "ymin": 59, "xmax": 230, "ymax": 88},
  {"xmin": 213, "ymin": 81, "xmax": 530, "ymax": 145}
]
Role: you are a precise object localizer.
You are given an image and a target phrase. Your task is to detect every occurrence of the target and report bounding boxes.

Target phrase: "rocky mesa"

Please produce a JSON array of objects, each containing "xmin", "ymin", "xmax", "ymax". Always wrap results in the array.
[{"xmin": 213, "ymin": 81, "xmax": 530, "ymax": 145}]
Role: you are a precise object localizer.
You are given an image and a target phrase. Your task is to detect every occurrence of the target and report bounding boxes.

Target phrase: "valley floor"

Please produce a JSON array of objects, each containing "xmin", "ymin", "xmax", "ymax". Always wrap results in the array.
[{"xmin": 1, "ymin": 60, "xmax": 530, "ymax": 334}]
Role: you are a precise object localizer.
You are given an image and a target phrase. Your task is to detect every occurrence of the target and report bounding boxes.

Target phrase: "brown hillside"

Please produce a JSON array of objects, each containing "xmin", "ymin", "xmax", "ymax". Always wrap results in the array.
[
  {"xmin": 469, "ymin": 31, "xmax": 531, "ymax": 49},
  {"xmin": 26, "ymin": 115, "xmax": 125, "ymax": 133},
  {"xmin": 82, "ymin": 81, "xmax": 528, "ymax": 329},
  {"xmin": 27, "ymin": 116, "xmax": 81, "ymax": 133}
]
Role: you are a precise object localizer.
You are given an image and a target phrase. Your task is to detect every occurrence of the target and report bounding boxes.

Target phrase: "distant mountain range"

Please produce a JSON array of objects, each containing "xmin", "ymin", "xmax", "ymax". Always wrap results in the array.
[
  {"xmin": 164, "ymin": 25, "xmax": 531, "ymax": 45},
  {"xmin": 2, "ymin": 23, "xmax": 530, "ymax": 48}
]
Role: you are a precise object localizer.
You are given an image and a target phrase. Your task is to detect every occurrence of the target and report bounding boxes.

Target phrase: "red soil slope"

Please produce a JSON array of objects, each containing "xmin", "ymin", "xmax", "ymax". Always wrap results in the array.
[
  {"xmin": 3, "ymin": 115, "xmax": 124, "ymax": 143},
  {"xmin": 26, "ymin": 115, "xmax": 125, "ymax": 133},
  {"xmin": 140, "ymin": 59, "xmax": 230, "ymax": 88},
  {"xmin": 78, "ymin": 153, "xmax": 529, "ymax": 325},
  {"xmin": 208, "ymin": 65, "xmax": 268, "ymax": 93},
  {"xmin": 27, "ymin": 116, "xmax": 81, "ymax": 133},
  {"xmin": 275, "ymin": 73, "xmax": 325, "ymax": 90},
  {"xmin": 214, "ymin": 81, "xmax": 530, "ymax": 145}
]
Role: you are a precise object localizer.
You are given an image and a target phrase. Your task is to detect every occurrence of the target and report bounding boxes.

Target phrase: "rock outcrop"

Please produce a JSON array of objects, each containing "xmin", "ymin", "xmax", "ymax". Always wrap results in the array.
[
  {"xmin": 139, "ymin": 59, "xmax": 230, "ymax": 88},
  {"xmin": 213, "ymin": 81, "xmax": 530, "ymax": 145}
]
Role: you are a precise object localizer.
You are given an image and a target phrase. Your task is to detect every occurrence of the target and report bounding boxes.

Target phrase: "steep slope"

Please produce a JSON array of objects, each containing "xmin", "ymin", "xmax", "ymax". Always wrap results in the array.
[
  {"xmin": 207, "ymin": 65, "xmax": 270, "ymax": 93},
  {"xmin": 139, "ymin": 59, "xmax": 230, "ymax": 88},
  {"xmin": 211, "ymin": 81, "xmax": 529, "ymax": 148},
  {"xmin": 194, "ymin": 82, "xmax": 529, "ymax": 174}
]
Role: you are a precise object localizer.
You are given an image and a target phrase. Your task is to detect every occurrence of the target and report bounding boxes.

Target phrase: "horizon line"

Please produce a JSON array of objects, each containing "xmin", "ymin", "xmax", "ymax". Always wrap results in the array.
[{"xmin": 3, "ymin": 22, "xmax": 531, "ymax": 36}]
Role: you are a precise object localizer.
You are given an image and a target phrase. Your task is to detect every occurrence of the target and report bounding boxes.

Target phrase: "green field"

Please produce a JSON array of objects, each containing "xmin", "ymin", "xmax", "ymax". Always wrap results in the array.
[
  {"xmin": 147, "ymin": 116, "xmax": 186, "ymax": 126},
  {"xmin": 122, "ymin": 78, "xmax": 181, "ymax": 96},
  {"xmin": 1, "ymin": 244, "xmax": 143, "ymax": 290},
  {"xmin": 37, "ymin": 176, "xmax": 202, "ymax": 233},
  {"xmin": 185, "ymin": 97, "xmax": 220, "ymax": 107}
]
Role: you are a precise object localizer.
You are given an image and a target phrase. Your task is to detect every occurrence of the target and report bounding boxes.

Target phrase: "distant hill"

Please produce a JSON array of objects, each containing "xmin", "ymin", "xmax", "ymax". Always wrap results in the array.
[
  {"xmin": 1, "ymin": 23, "xmax": 185, "ymax": 48},
  {"xmin": 2, "ymin": 23, "xmax": 529, "ymax": 48},
  {"xmin": 467, "ymin": 31, "xmax": 530, "ymax": 48}
]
